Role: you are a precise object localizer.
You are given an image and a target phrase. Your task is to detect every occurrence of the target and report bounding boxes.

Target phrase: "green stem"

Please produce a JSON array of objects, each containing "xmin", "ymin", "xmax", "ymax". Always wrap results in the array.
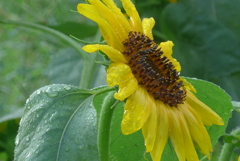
[
  {"xmin": 219, "ymin": 128, "xmax": 240, "ymax": 161},
  {"xmin": 97, "ymin": 91, "xmax": 118, "ymax": 161}
]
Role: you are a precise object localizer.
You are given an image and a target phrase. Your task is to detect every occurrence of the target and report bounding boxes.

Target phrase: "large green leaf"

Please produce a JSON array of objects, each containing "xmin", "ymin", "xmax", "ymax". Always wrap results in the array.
[
  {"xmin": 102, "ymin": 78, "xmax": 232, "ymax": 161},
  {"xmin": 14, "ymin": 84, "xmax": 107, "ymax": 161}
]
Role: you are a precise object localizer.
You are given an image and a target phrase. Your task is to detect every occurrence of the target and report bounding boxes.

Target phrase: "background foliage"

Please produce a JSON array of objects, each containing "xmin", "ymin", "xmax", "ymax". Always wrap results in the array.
[{"xmin": 0, "ymin": 0, "xmax": 239, "ymax": 160}]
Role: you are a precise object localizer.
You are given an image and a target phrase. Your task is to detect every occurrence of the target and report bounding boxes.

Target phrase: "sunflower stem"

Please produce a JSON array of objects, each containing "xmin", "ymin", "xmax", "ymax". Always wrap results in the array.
[
  {"xmin": 219, "ymin": 128, "xmax": 240, "ymax": 161},
  {"xmin": 97, "ymin": 91, "xmax": 118, "ymax": 161}
]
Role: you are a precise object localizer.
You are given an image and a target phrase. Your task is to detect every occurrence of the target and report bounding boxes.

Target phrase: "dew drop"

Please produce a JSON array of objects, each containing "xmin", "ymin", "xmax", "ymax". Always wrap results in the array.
[
  {"xmin": 36, "ymin": 90, "xmax": 41, "ymax": 95},
  {"xmin": 26, "ymin": 137, "xmax": 30, "ymax": 142},
  {"xmin": 26, "ymin": 98, "xmax": 30, "ymax": 104},
  {"xmin": 45, "ymin": 87, "xmax": 59, "ymax": 97},
  {"xmin": 15, "ymin": 135, "xmax": 20, "ymax": 145},
  {"xmin": 64, "ymin": 86, "xmax": 72, "ymax": 91},
  {"xmin": 65, "ymin": 147, "xmax": 70, "ymax": 152}
]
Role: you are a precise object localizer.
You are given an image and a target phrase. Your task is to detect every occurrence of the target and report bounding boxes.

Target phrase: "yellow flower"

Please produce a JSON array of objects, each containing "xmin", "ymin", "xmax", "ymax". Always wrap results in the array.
[{"xmin": 77, "ymin": 0, "xmax": 224, "ymax": 160}]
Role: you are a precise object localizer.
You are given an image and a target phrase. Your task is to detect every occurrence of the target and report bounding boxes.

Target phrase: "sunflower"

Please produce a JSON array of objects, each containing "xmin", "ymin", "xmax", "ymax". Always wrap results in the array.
[{"xmin": 77, "ymin": 0, "xmax": 224, "ymax": 160}]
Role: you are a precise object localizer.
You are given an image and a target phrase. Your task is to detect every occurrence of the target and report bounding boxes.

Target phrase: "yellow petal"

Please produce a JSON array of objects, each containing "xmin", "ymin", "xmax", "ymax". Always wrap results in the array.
[
  {"xmin": 87, "ymin": 0, "xmax": 129, "ymax": 42},
  {"xmin": 159, "ymin": 41, "xmax": 174, "ymax": 57},
  {"xmin": 177, "ymin": 105, "xmax": 201, "ymax": 161},
  {"xmin": 159, "ymin": 41, "xmax": 181, "ymax": 72},
  {"xmin": 168, "ymin": 107, "xmax": 185, "ymax": 161},
  {"xmin": 77, "ymin": 4, "xmax": 123, "ymax": 50},
  {"xmin": 121, "ymin": 0, "xmax": 143, "ymax": 32},
  {"xmin": 121, "ymin": 87, "xmax": 150, "ymax": 135},
  {"xmin": 186, "ymin": 91, "xmax": 224, "ymax": 126},
  {"xmin": 102, "ymin": 0, "xmax": 131, "ymax": 38},
  {"xmin": 142, "ymin": 95, "xmax": 157, "ymax": 152},
  {"xmin": 142, "ymin": 18, "xmax": 155, "ymax": 40},
  {"xmin": 114, "ymin": 77, "xmax": 138, "ymax": 101},
  {"xmin": 150, "ymin": 101, "xmax": 169, "ymax": 161},
  {"xmin": 106, "ymin": 63, "xmax": 138, "ymax": 100},
  {"xmin": 180, "ymin": 104, "xmax": 212, "ymax": 157},
  {"xmin": 82, "ymin": 44, "xmax": 127, "ymax": 63},
  {"xmin": 106, "ymin": 63, "xmax": 134, "ymax": 86}
]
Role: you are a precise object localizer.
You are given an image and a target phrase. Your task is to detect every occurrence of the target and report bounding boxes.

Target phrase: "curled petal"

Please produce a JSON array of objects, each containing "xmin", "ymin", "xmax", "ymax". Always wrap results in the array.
[
  {"xmin": 142, "ymin": 18, "xmax": 155, "ymax": 40},
  {"xmin": 121, "ymin": 0, "xmax": 143, "ymax": 32},
  {"xmin": 82, "ymin": 44, "xmax": 127, "ymax": 63},
  {"xmin": 114, "ymin": 77, "xmax": 138, "ymax": 101},
  {"xmin": 107, "ymin": 63, "xmax": 138, "ymax": 100},
  {"xmin": 77, "ymin": 4, "xmax": 123, "ymax": 50},
  {"xmin": 87, "ymin": 0, "xmax": 129, "ymax": 42},
  {"xmin": 121, "ymin": 87, "xmax": 150, "ymax": 135}
]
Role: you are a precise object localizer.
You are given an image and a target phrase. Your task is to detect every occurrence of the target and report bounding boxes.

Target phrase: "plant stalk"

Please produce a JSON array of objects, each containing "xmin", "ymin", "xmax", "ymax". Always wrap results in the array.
[{"xmin": 97, "ymin": 91, "xmax": 117, "ymax": 161}]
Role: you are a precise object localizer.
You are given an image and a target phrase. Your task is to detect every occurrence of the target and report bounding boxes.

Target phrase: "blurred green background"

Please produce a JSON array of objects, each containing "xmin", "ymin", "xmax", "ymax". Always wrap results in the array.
[{"xmin": 0, "ymin": 0, "xmax": 239, "ymax": 160}]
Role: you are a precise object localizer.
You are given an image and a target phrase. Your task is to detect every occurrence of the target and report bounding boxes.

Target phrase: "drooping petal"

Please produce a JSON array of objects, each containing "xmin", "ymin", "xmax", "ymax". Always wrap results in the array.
[
  {"xmin": 181, "ymin": 104, "xmax": 212, "ymax": 158},
  {"xmin": 77, "ymin": 4, "xmax": 123, "ymax": 50},
  {"xmin": 142, "ymin": 95, "xmax": 157, "ymax": 152},
  {"xmin": 177, "ymin": 105, "xmax": 201, "ymax": 161},
  {"xmin": 186, "ymin": 91, "xmax": 224, "ymax": 126},
  {"xmin": 142, "ymin": 18, "xmax": 155, "ymax": 40},
  {"xmin": 87, "ymin": 0, "xmax": 129, "ymax": 43},
  {"xmin": 106, "ymin": 63, "xmax": 138, "ymax": 100},
  {"xmin": 168, "ymin": 107, "xmax": 185, "ymax": 161},
  {"xmin": 121, "ymin": 87, "xmax": 150, "ymax": 135},
  {"xmin": 121, "ymin": 0, "xmax": 143, "ymax": 32},
  {"xmin": 82, "ymin": 44, "xmax": 127, "ymax": 63},
  {"xmin": 149, "ymin": 101, "xmax": 169, "ymax": 161}
]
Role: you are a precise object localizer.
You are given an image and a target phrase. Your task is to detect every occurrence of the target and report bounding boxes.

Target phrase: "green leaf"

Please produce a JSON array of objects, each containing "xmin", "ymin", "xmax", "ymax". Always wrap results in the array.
[
  {"xmin": 47, "ymin": 48, "xmax": 83, "ymax": 86},
  {"xmin": 14, "ymin": 84, "xmax": 108, "ymax": 161}
]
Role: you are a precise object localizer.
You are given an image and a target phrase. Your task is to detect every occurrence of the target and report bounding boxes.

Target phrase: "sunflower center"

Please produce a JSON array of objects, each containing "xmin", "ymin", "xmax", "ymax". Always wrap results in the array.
[{"xmin": 122, "ymin": 31, "xmax": 186, "ymax": 107}]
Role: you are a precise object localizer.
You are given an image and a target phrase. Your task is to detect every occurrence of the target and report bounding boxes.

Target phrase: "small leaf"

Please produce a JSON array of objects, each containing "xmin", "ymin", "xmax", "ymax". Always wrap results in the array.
[{"xmin": 14, "ymin": 84, "xmax": 100, "ymax": 161}]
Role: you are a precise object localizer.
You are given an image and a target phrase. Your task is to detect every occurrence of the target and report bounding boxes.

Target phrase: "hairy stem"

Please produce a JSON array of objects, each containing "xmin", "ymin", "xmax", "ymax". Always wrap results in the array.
[{"xmin": 97, "ymin": 91, "xmax": 118, "ymax": 161}]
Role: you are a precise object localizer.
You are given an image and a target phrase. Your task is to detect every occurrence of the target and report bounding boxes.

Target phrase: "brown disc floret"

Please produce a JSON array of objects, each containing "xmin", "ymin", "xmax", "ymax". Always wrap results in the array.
[{"xmin": 122, "ymin": 31, "xmax": 186, "ymax": 107}]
